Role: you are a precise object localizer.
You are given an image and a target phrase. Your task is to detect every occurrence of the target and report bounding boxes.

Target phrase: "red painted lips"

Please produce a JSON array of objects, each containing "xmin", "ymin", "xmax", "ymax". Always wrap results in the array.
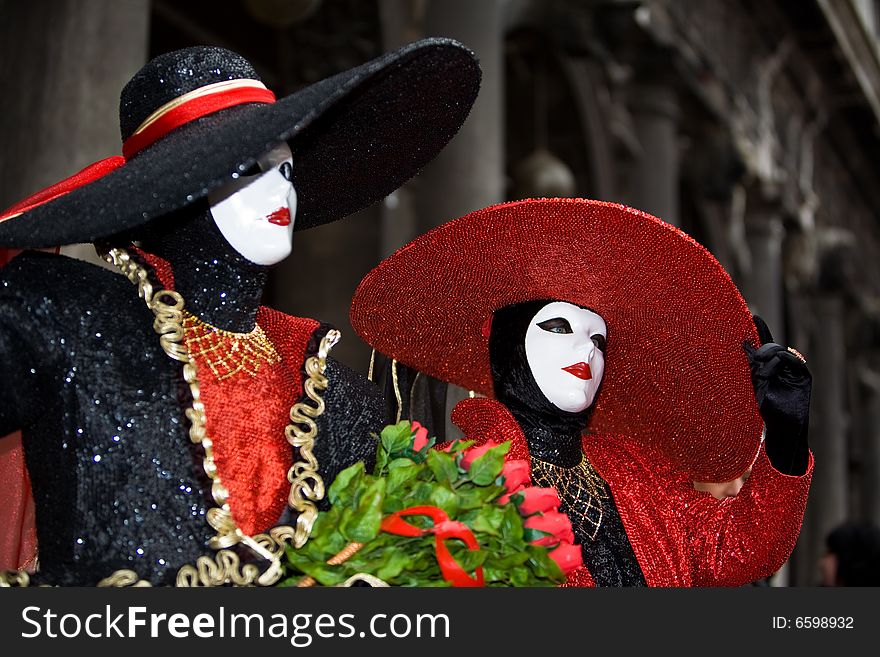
[
  {"xmin": 562, "ymin": 362, "xmax": 592, "ymax": 380},
  {"xmin": 267, "ymin": 207, "xmax": 291, "ymax": 226}
]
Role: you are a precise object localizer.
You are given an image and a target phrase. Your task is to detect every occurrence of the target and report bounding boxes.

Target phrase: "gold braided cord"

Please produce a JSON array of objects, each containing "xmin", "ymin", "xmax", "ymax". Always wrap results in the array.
[
  {"xmin": 176, "ymin": 331, "xmax": 338, "ymax": 586},
  {"xmin": 98, "ymin": 570, "xmax": 152, "ymax": 587},
  {"xmin": 391, "ymin": 358, "xmax": 402, "ymax": 423},
  {"xmin": 102, "ymin": 247, "xmax": 188, "ymax": 362},
  {"xmin": 101, "ymin": 247, "xmax": 241, "ymax": 552},
  {"xmin": 176, "ymin": 550, "xmax": 262, "ymax": 587},
  {"xmin": 340, "ymin": 573, "xmax": 390, "ymax": 587},
  {"xmin": 0, "ymin": 571, "xmax": 32, "ymax": 587},
  {"xmin": 175, "ymin": 526, "xmax": 297, "ymax": 587},
  {"xmin": 367, "ymin": 348, "xmax": 376, "ymax": 382},
  {"xmin": 285, "ymin": 330, "xmax": 338, "ymax": 547},
  {"xmin": 98, "ymin": 246, "xmax": 336, "ymax": 586}
]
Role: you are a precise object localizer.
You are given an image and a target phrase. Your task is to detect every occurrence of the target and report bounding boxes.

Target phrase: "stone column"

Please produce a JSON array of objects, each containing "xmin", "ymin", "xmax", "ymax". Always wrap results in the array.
[
  {"xmin": 417, "ymin": 0, "xmax": 504, "ymax": 227},
  {"xmin": 377, "ymin": 0, "xmax": 504, "ymax": 436},
  {"xmin": 680, "ymin": 128, "xmax": 751, "ymax": 283},
  {"xmin": 732, "ymin": 190, "xmax": 790, "ymax": 585},
  {"xmin": 423, "ymin": 0, "xmax": 504, "ymax": 436},
  {"xmin": 0, "ymin": 0, "xmax": 150, "ymax": 264},
  {"xmin": 858, "ymin": 365, "xmax": 880, "ymax": 526},
  {"xmin": 743, "ymin": 198, "xmax": 787, "ymax": 342},
  {"xmin": 379, "ymin": 0, "xmax": 504, "ymax": 243},
  {"xmin": 790, "ymin": 295, "xmax": 849, "ymax": 586},
  {"xmin": 628, "ymin": 81, "xmax": 681, "ymax": 226}
]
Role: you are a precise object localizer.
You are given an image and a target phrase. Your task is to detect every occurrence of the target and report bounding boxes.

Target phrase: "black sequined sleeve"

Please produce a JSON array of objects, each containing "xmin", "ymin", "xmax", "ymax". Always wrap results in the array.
[
  {"xmin": 0, "ymin": 256, "xmax": 58, "ymax": 436},
  {"xmin": 312, "ymin": 355, "xmax": 386, "ymax": 505}
]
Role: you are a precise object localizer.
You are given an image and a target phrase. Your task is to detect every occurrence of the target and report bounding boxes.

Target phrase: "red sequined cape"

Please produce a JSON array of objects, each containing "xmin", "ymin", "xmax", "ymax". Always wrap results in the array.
[{"xmin": 452, "ymin": 397, "xmax": 813, "ymax": 587}]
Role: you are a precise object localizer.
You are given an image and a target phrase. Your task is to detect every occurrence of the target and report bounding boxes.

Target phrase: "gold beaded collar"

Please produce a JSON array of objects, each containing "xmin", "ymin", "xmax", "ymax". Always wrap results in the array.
[
  {"xmin": 530, "ymin": 454, "xmax": 609, "ymax": 541},
  {"xmin": 182, "ymin": 311, "xmax": 280, "ymax": 381}
]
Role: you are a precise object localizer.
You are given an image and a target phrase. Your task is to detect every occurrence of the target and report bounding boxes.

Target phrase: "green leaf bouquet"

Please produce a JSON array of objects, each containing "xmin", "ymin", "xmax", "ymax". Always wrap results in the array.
[{"xmin": 279, "ymin": 420, "xmax": 582, "ymax": 587}]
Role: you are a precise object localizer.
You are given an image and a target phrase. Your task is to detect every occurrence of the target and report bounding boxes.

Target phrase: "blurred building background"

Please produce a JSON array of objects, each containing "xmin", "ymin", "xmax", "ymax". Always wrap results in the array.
[{"xmin": 2, "ymin": 0, "xmax": 880, "ymax": 585}]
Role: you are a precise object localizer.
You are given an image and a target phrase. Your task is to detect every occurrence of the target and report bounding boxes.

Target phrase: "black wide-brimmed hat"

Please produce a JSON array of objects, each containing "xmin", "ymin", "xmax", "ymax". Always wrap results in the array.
[{"xmin": 0, "ymin": 39, "xmax": 480, "ymax": 248}]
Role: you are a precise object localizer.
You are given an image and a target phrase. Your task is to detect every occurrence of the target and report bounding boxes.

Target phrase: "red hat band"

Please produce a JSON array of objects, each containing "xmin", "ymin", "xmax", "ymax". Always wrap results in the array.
[
  {"xmin": 122, "ymin": 79, "xmax": 276, "ymax": 159},
  {"xmin": 0, "ymin": 79, "xmax": 276, "ymax": 224}
]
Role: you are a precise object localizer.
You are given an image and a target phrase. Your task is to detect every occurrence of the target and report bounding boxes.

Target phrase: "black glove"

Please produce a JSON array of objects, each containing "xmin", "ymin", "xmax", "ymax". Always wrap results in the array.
[{"xmin": 742, "ymin": 315, "xmax": 812, "ymax": 476}]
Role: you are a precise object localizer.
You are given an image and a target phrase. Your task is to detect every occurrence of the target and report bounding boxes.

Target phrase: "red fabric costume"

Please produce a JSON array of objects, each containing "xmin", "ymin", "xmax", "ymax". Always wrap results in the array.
[
  {"xmin": 453, "ymin": 397, "xmax": 813, "ymax": 587},
  {"xmin": 352, "ymin": 199, "xmax": 815, "ymax": 587}
]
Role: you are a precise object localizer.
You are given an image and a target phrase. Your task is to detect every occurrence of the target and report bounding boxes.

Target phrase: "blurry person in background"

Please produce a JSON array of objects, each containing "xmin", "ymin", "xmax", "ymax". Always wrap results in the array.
[{"xmin": 819, "ymin": 521, "xmax": 880, "ymax": 586}]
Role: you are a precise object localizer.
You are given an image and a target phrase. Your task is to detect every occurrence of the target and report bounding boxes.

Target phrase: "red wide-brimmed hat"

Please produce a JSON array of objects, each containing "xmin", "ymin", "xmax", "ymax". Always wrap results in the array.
[{"xmin": 351, "ymin": 198, "xmax": 764, "ymax": 482}]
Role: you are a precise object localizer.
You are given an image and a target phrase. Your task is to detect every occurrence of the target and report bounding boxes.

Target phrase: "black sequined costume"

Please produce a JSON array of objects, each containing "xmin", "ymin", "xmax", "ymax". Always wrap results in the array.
[
  {"xmin": 0, "ymin": 40, "xmax": 482, "ymax": 586},
  {"xmin": 0, "ymin": 212, "xmax": 385, "ymax": 585}
]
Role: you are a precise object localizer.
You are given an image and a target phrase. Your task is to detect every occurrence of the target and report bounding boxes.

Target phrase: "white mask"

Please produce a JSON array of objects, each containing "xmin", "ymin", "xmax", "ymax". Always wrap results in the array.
[
  {"xmin": 524, "ymin": 301, "xmax": 607, "ymax": 413},
  {"xmin": 208, "ymin": 142, "xmax": 296, "ymax": 266}
]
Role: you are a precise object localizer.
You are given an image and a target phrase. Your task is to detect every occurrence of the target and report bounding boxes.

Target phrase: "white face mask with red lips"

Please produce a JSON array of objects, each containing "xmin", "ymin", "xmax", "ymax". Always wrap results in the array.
[
  {"xmin": 208, "ymin": 142, "xmax": 297, "ymax": 266},
  {"xmin": 524, "ymin": 301, "xmax": 607, "ymax": 413}
]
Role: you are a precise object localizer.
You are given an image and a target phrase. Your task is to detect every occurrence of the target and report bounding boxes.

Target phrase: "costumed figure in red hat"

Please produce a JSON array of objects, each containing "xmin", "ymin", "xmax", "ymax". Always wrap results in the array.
[
  {"xmin": 0, "ymin": 41, "xmax": 480, "ymax": 586},
  {"xmin": 351, "ymin": 198, "xmax": 813, "ymax": 587}
]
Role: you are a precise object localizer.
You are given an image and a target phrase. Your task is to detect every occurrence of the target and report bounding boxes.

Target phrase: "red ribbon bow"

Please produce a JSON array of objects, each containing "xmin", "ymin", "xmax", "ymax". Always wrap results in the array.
[{"xmin": 380, "ymin": 505, "xmax": 484, "ymax": 587}]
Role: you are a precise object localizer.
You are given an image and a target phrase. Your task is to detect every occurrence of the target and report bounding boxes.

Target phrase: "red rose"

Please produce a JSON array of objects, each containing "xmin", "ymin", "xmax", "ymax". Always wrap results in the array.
[
  {"xmin": 548, "ymin": 541, "xmax": 583, "ymax": 575},
  {"xmin": 516, "ymin": 487, "xmax": 561, "ymax": 516},
  {"xmin": 411, "ymin": 421, "xmax": 429, "ymax": 451},
  {"xmin": 460, "ymin": 440, "xmax": 500, "ymax": 470},
  {"xmin": 500, "ymin": 459, "xmax": 530, "ymax": 493},
  {"xmin": 524, "ymin": 511, "xmax": 575, "ymax": 546}
]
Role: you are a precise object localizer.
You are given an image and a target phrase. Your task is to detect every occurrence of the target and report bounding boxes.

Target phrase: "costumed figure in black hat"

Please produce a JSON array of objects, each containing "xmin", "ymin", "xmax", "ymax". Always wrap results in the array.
[
  {"xmin": 0, "ymin": 40, "xmax": 480, "ymax": 586},
  {"xmin": 351, "ymin": 198, "xmax": 813, "ymax": 587}
]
